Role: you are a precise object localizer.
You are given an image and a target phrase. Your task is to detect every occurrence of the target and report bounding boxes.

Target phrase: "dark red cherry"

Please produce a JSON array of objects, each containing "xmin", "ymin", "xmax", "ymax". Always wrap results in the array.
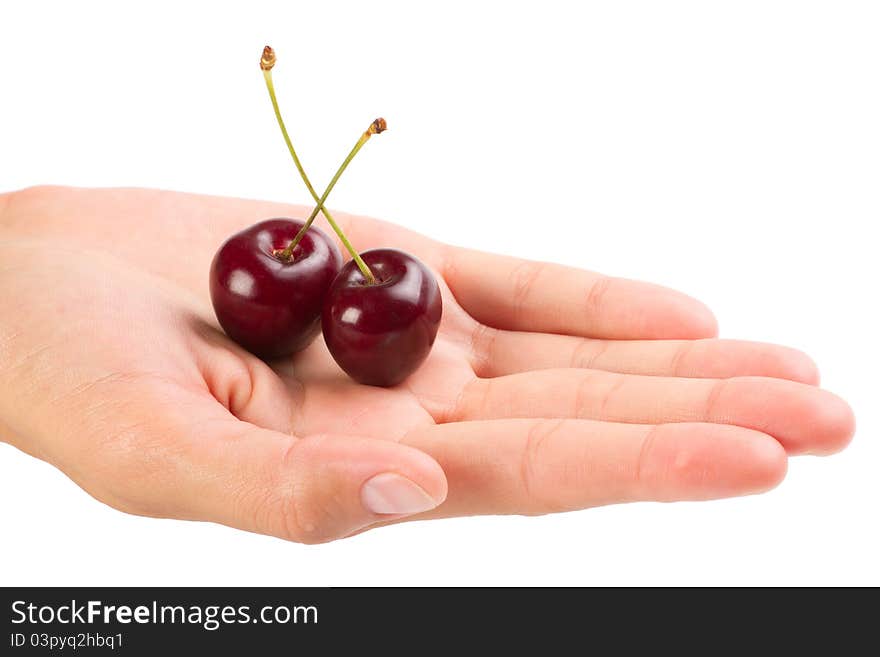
[
  {"xmin": 210, "ymin": 218, "xmax": 342, "ymax": 358},
  {"xmin": 322, "ymin": 248, "xmax": 442, "ymax": 386}
]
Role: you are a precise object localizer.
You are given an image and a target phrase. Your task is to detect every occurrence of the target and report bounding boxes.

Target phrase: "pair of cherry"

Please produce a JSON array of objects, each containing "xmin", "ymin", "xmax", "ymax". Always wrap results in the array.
[{"xmin": 209, "ymin": 47, "xmax": 441, "ymax": 387}]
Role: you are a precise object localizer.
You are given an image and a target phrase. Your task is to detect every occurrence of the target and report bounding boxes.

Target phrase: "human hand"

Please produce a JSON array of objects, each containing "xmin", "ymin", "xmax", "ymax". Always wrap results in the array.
[{"xmin": 0, "ymin": 186, "xmax": 854, "ymax": 543}]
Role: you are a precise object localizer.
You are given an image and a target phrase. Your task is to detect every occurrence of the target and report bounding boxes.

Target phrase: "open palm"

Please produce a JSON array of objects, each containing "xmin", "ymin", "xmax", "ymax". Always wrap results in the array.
[{"xmin": 0, "ymin": 186, "xmax": 854, "ymax": 543}]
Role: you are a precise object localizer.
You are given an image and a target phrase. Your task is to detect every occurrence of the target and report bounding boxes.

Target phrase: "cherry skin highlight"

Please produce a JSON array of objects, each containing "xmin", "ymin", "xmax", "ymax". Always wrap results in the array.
[
  {"xmin": 322, "ymin": 248, "xmax": 442, "ymax": 387},
  {"xmin": 210, "ymin": 218, "xmax": 342, "ymax": 358}
]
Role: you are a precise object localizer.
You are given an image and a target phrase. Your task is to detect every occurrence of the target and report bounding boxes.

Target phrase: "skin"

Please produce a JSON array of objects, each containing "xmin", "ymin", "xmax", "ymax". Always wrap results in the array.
[{"xmin": 0, "ymin": 186, "xmax": 855, "ymax": 544}]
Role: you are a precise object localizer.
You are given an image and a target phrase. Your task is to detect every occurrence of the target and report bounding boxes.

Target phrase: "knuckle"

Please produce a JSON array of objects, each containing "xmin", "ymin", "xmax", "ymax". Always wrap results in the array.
[
  {"xmin": 519, "ymin": 419, "xmax": 568, "ymax": 514},
  {"xmin": 668, "ymin": 341, "xmax": 696, "ymax": 377},
  {"xmin": 469, "ymin": 323, "xmax": 499, "ymax": 375},
  {"xmin": 217, "ymin": 437, "xmax": 330, "ymax": 545},
  {"xmin": 272, "ymin": 436, "xmax": 337, "ymax": 545},
  {"xmin": 585, "ymin": 275, "xmax": 614, "ymax": 317},
  {"xmin": 457, "ymin": 375, "xmax": 495, "ymax": 421},
  {"xmin": 635, "ymin": 424, "xmax": 664, "ymax": 493},
  {"xmin": 593, "ymin": 371, "xmax": 627, "ymax": 418},
  {"xmin": 570, "ymin": 338, "xmax": 607, "ymax": 370},
  {"xmin": 704, "ymin": 379, "xmax": 731, "ymax": 421},
  {"xmin": 510, "ymin": 260, "xmax": 546, "ymax": 315}
]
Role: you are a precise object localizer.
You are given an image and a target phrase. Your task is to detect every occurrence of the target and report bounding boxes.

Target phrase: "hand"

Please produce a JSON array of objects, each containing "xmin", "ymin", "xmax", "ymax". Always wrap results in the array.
[{"xmin": 0, "ymin": 186, "xmax": 854, "ymax": 543}]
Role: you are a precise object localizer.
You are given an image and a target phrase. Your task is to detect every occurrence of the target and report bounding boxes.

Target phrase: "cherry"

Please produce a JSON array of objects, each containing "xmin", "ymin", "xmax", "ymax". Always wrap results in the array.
[
  {"xmin": 259, "ymin": 45, "xmax": 443, "ymax": 384},
  {"xmin": 209, "ymin": 46, "xmax": 388, "ymax": 358},
  {"xmin": 212, "ymin": 45, "xmax": 444, "ymax": 383},
  {"xmin": 210, "ymin": 219, "xmax": 342, "ymax": 358},
  {"xmin": 260, "ymin": 45, "xmax": 385, "ymax": 285},
  {"xmin": 322, "ymin": 249, "xmax": 442, "ymax": 387}
]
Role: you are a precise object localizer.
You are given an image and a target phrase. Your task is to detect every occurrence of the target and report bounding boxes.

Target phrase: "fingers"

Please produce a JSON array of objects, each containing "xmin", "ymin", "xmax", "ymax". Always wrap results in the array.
[
  {"xmin": 451, "ymin": 369, "xmax": 854, "ymax": 455},
  {"xmin": 471, "ymin": 328, "xmax": 821, "ymax": 384},
  {"xmin": 403, "ymin": 419, "xmax": 787, "ymax": 517},
  {"xmin": 443, "ymin": 247, "xmax": 718, "ymax": 339}
]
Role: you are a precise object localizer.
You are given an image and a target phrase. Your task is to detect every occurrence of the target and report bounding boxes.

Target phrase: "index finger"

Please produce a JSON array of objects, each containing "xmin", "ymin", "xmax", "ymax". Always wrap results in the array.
[{"xmin": 442, "ymin": 247, "xmax": 718, "ymax": 340}]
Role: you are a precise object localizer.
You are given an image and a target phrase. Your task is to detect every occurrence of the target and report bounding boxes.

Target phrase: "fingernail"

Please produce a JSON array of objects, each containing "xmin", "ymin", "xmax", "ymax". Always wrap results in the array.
[{"xmin": 361, "ymin": 473, "xmax": 440, "ymax": 515}]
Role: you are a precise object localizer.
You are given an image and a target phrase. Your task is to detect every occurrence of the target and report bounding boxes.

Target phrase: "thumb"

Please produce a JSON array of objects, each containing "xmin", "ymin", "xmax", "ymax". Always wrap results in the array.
[{"xmin": 184, "ymin": 424, "xmax": 448, "ymax": 544}]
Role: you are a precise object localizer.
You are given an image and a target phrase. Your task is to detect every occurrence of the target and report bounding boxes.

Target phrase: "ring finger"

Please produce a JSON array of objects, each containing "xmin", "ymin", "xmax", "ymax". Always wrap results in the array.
[{"xmin": 449, "ymin": 369, "xmax": 854, "ymax": 455}]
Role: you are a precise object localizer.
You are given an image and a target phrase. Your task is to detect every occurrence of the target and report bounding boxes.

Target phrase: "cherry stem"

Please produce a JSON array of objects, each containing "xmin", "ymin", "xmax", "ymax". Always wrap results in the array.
[
  {"xmin": 278, "ymin": 120, "xmax": 385, "ymax": 277},
  {"xmin": 260, "ymin": 46, "xmax": 381, "ymax": 284}
]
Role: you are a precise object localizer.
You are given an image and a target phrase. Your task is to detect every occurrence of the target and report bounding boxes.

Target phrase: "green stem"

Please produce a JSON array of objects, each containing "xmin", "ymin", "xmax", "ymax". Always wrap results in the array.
[
  {"xmin": 262, "ymin": 69, "xmax": 323, "ymax": 211},
  {"xmin": 277, "ymin": 130, "xmax": 376, "ymax": 278},
  {"xmin": 261, "ymin": 59, "xmax": 382, "ymax": 283}
]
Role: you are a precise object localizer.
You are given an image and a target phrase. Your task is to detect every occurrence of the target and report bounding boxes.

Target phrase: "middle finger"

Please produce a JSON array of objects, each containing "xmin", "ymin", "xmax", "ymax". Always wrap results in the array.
[{"xmin": 470, "ymin": 326, "xmax": 820, "ymax": 384}]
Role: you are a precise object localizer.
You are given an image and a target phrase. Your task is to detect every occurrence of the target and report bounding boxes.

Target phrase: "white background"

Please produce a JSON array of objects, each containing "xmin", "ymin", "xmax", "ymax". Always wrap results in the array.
[{"xmin": 1, "ymin": 1, "xmax": 877, "ymax": 585}]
